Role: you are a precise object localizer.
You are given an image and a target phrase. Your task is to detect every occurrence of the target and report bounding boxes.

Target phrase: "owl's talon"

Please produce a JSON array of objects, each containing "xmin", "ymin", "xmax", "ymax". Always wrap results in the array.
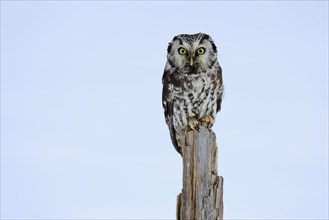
[
  {"xmin": 188, "ymin": 117, "xmax": 199, "ymax": 131},
  {"xmin": 200, "ymin": 115, "xmax": 214, "ymax": 129}
]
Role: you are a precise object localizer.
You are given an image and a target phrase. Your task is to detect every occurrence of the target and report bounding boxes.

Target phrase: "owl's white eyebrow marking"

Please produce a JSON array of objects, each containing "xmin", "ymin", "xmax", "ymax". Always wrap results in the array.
[{"xmin": 181, "ymin": 41, "xmax": 192, "ymax": 50}]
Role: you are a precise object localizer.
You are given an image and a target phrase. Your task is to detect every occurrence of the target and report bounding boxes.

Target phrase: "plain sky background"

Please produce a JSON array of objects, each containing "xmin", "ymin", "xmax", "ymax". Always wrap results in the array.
[{"xmin": 1, "ymin": 1, "xmax": 328, "ymax": 219}]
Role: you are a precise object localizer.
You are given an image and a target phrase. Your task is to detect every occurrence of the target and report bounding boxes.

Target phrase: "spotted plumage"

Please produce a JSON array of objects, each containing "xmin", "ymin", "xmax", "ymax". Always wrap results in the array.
[{"xmin": 162, "ymin": 33, "xmax": 223, "ymax": 154}]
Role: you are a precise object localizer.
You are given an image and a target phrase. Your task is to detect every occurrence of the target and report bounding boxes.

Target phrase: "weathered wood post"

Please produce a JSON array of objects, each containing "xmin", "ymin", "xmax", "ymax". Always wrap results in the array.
[{"xmin": 176, "ymin": 127, "xmax": 224, "ymax": 220}]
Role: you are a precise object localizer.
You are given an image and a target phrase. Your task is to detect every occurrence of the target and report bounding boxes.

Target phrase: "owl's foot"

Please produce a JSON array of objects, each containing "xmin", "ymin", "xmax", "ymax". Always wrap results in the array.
[
  {"xmin": 200, "ymin": 115, "xmax": 214, "ymax": 129},
  {"xmin": 187, "ymin": 117, "xmax": 200, "ymax": 132}
]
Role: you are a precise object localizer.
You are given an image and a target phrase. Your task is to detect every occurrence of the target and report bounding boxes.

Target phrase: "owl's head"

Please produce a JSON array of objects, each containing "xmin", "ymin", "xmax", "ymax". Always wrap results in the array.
[{"xmin": 166, "ymin": 33, "xmax": 218, "ymax": 73}]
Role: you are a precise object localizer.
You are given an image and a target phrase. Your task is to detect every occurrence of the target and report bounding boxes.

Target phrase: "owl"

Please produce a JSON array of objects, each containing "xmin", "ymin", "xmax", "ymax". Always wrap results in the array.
[{"xmin": 162, "ymin": 33, "xmax": 223, "ymax": 154}]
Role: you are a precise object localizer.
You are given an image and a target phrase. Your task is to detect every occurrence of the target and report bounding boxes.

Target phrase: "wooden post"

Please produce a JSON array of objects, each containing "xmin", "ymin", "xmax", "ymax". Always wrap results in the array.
[{"xmin": 176, "ymin": 127, "xmax": 223, "ymax": 220}]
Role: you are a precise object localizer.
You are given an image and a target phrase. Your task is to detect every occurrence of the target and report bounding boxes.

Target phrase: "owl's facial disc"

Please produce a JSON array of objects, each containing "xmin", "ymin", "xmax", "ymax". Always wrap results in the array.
[{"xmin": 165, "ymin": 33, "xmax": 218, "ymax": 75}]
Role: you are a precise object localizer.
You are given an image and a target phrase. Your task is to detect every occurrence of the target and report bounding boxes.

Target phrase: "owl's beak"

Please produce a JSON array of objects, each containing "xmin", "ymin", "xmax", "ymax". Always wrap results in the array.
[{"xmin": 190, "ymin": 56, "xmax": 194, "ymax": 66}]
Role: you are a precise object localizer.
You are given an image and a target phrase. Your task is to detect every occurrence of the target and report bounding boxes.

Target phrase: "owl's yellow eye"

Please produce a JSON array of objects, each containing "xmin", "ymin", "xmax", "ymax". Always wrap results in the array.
[
  {"xmin": 197, "ymin": 47, "xmax": 205, "ymax": 55},
  {"xmin": 178, "ymin": 47, "xmax": 187, "ymax": 55}
]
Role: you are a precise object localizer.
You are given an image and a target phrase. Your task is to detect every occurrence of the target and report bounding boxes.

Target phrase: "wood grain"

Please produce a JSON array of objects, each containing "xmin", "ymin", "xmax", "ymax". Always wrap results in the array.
[{"xmin": 177, "ymin": 127, "xmax": 223, "ymax": 220}]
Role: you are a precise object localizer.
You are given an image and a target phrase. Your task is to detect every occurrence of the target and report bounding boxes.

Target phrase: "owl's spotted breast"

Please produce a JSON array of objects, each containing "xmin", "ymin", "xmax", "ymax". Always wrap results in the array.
[{"xmin": 171, "ymin": 66, "xmax": 220, "ymax": 149}]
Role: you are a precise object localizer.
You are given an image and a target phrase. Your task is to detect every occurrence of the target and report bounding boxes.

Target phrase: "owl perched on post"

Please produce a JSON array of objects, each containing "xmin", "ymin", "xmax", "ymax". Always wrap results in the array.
[{"xmin": 162, "ymin": 33, "xmax": 223, "ymax": 154}]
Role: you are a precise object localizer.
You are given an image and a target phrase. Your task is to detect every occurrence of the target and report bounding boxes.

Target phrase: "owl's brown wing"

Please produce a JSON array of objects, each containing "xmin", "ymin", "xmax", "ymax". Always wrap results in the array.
[
  {"xmin": 216, "ymin": 65, "xmax": 224, "ymax": 113},
  {"xmin": 162, "ymin": 70, "xmax": 181, "ymax": 154}
]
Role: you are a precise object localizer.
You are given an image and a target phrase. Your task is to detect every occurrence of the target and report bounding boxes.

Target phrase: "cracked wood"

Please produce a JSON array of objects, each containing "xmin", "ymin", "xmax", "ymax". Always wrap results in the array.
[{"xmin": 176, "ymin": 127, "xmax": 223, "ymax": 220}]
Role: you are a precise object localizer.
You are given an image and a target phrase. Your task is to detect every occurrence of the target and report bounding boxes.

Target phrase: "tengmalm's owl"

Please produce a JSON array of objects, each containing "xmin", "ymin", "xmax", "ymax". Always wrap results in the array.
[{"xmin": 162, "ymin": 33, "xmax": 223, "ymax": 154}]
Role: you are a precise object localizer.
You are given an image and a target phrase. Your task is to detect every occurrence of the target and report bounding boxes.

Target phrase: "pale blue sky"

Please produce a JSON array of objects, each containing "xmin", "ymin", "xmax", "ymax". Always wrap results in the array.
[{"xmin": 1, "ymin": 1, "xmax": 328, "ymax": 219}]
